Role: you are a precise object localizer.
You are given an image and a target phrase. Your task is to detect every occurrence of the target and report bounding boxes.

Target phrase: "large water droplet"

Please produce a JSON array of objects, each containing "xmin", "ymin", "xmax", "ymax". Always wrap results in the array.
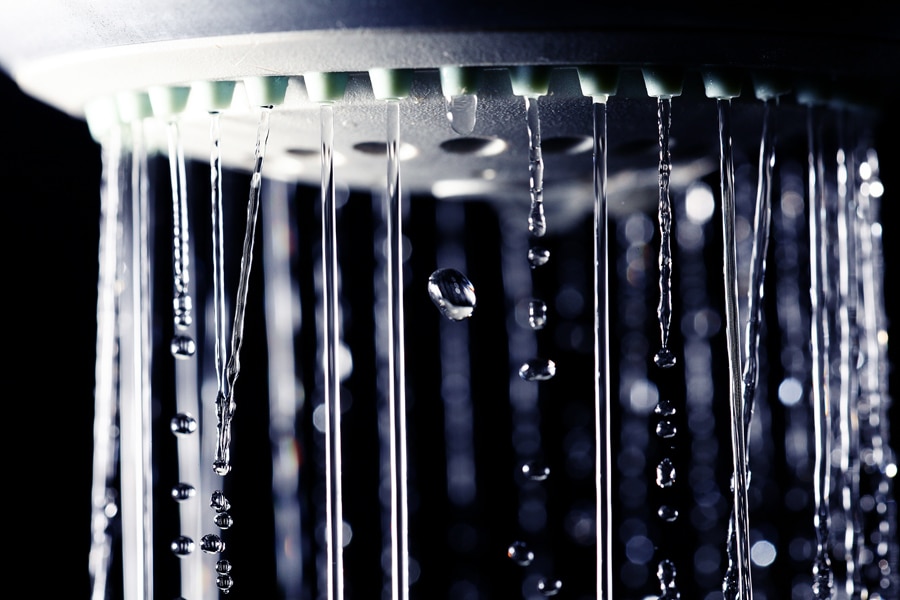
[
  {"xmin": 654, "ymin": 399, "xmax": 676, "ymax": 416},
  {"xmin": 654, "ymin": 347, "xmax": 677, "ymax": 368},
  {"xmin": 170, "ymin": 413, "xmax": 197, "ymax": 436},
  {"xmin": 658, "ymin": 505, "xmax": 679, "ymax": 522},
  {"xmin": 656, "ymin": 458, "xmax": 676, "ymax": 488},
  {"xmin": 656, "ymin": 419, "xmax": 677, "ymax": 439},
  {"xmin": 210, "ymin": 490, "xmax": 231, "ymax": 512},
  {"xmin": 537, "ymin": 577, "xmax": 562, "ymax": 596},
  {"xmin": 508, "ymin": 541, "xmax": 534, "ymax": 566},
  {"xmin": 171, "ymin": 536, "xmax": 195, "ymax": 556},
  {"xmin": 200, "ymin": 533, "xmax": 226, "ymax": 554},
  {"xmin": 170, "ymin": 335, "xmax": 196, "ymax": 359},
  {"xmin": 213, "ymin": 459, "xmax": 232, "ymax": 476},
  {"xmin": 217, "ymin": 573, "xmax": 234, "ymax": 594},
  {"xmin": 519, "ymin": 358, "xmax": 556, "ymax": 382},
  {"xmin": 528, "ymin": 246, "xmax": 550, "ymax": 268},
  {"xmin": 216, "ymin": 559, "xmax": 232, "ymax": 574},
  {"xmin": 171, "ymin": 482, "xmax": 196, "ymax": 501},
  {"xmin": 522, "ymin": 461, "xmax": 551, "ymax": 481},
  {"xmin": 528, "ymin": 299, "xmax": 548, "ymax": 330},
  {"xmin": 215, "ymin": 512, "xmax": 234, "ymax": 530},
  {"xmin": 428, "ymin": 268, "xmax": 476, "ymax": 321}
]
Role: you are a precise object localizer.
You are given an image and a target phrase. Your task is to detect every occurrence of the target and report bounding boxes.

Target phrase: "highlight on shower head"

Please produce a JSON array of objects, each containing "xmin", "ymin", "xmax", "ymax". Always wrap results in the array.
[{"xmin": 2, "ymin": 5, "xmax": 898, "ymax": 600}]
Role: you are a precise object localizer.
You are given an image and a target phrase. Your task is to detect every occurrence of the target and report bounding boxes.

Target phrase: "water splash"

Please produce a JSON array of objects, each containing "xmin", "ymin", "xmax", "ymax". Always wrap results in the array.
[
  {"xmin": 654, "ymin": 97, "xmax": 677, "ymax": 369},
  {"xmin": 447, "ymin": 94, "xmax": 478, "ymax": 135},
  {"xmin": 716, "ymin": 97, "xmax": 753, "ymax": 600},
  {"xmin": 214, "ymin": 105, "xmax": 273, "ymax": 477},
  {"xmin": 428, "ymin": 268, "xmax": 476, "ymax": 321},
  {"xmin": 165, "ymin": 119, "xmax": 195, "ymax": 353},
  {"xmin": 524, "ymin": 95, "xmax": 546, "ymax": 238}
]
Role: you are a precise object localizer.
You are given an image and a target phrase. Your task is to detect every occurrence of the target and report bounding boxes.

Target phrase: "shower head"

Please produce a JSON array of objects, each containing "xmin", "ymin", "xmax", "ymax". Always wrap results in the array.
[{"xmin": 1, "ymin": 4, "xmax": 898, "ymax": 216}]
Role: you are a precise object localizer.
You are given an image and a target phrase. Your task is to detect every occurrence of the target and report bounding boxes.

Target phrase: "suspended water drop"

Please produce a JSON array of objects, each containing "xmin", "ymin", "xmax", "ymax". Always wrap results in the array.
[
  {"xmin": 519, "ymin": 359, "xmax": 556, "ymax": 382},
  {"xmin": 507, "ymin": 541, "xmax": 534, "ymax": 566},
  {"xmin": 657, "ymin": 559, "xmax": 681, "ymax": 599},
  {"xmin": 654, "ymin": 347, "xmax": 677, "ymax": 369},
  {"xmin": 447, "ymin": 94, "xmax": 478, "ymax": 135},
  {"xmin": 170, "ymin": 413, "xmax": 197, "ymax": 436},
  {"xmin": 522, "ymin": 461, "xmax": 551, "ymax": 481},
  {"xmin": 654, "ymin": 399, "xmax": 676, "ymax": 416},
  {"xmin": 656, "ymin": 457, "xmax": 676, "ymax": 488},
  {"xmin": 215, "ymin": 512, "xmax": 234, "ymax": 530},
  {"xmin": 201, "ymin": 533, "xmax": 226, "ymax": 554},
  {"xmin": 170, "ymin": 536, "xmax": 195, "ymax": 556},
  {"xmin": 217, "ymin": 573, "xmax": 234, "ymax": 594},
  {"xmin": 658, "ymin": 505, "xmax": 679, "ymax": 522},
  {"xmin": 210, "ymin": 490, "xmax": 231, "ymax": 512},
  {"xmin": 170, "ymin": 334, "xmax": 196, "ymax": 359},
  {"xmin": 171, "ymin": 482, "xmax": 196, "ymax": 501},
  {"xmin": 656, "ymin": 420, "xmax": 677, "ymax": 439},
  {"xmin": 428, "ymin": 268, "xmax": 476, "ymax": 321},
  {"xmin": 528, "ymin": 299, "xmax": 548, "ymax": 330},
  {"xmin": 528, "ymin": 245, "xmax": 550, "ymax": 268},
  {"xmin": 537, "ymin": 577, "xmax": 562, "ymax": 596},
  {"xmin": 216, "ymin": 559, "xmax": 232, "ymax": 574},
  {"xmin": 213, "ymin": 459, "xmax": 231, "ymax": 476}
]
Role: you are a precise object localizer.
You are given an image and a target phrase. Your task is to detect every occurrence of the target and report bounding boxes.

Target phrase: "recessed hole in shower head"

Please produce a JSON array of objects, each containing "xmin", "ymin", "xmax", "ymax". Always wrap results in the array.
[
  {"xmin": 353, "ymin": 141, "xmax": 419, "ymax": 160},
  {"xmin": 285, "ymin": 147, "xmax": 318, "ymax": 158},
  {"xmin": 439, "ymin": 136, "xmax": 508, "ymax": 157},
  {"xmin": 541, "ymin": 136, "xmax": 592, "ymax": 155}
]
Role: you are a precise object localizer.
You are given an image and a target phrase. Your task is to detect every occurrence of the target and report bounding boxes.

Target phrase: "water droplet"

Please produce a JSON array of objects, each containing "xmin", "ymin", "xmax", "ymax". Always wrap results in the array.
[
  {"xmin": 210, "ymin": 490, "xmax": 231, "ymax": 512},
  {"xmin": 656, "ymin": 419, "xmax": 677, "ymax": 439},
  {"xmin": 447, "ymin": 94, "xmax": 478, "ymax": 135},
  {"xmin": 654, "ymin": 399, "xmax": 676, "ymax": 416},
  {"xmin": 171, "ymin": 482, "xmax": 196, "ymax": 501},
  {"xmin": 656, "ymin": 458, "xmax": 676, "ymax": 488},
  {"xmin": 170, "ymin": 335, "xmax": 196, "ymax": 359},
  {"xmin": 216, "ymin": 559, "xmax": 232, "ymax": 574},
  {"xmin": 522, "ymin": 461, "xmax": 550, "ymax": 481},
  {"xmin": 537, "ymin": 577, "xmax": 562, "ymax": 596},
  {"xmin": 658, "ymin": 505, "xmax": 679, "ymax": 522},
  {"xmin": 508, "ymin": 541, "xmax": 534, "ymax": 566},
  {"xmin": 213, "ymin": 459, "xmax": 232, "ymax": 476},
  {"xmin": 529, "ymin": 201, "xmax": 547, "ymax": 238},
  {"xmin": 215, "ymin": 512, "xmax": 234, "ymax": 529},
  {"xmin": 170, "ymin": 413, "xmax": 197, "ymax": 436},
  {"xmin": 173, "ymin": 295, "xmax": 193, "ymax": 330},
  {"xmin": 528, "ymin": 246, "xmax": 550, "ymax": 268},
  {"xmin": 200, "ymin": 533, "xmax": 226, "ymax": 554},
  {"xmin": 657, "ymin": 558, "xmax": 680, "ymax": 599},
  {"xmin": 428, "ymin": 268, "xmax": 476, "ymax": 321},
  {"xmin": 528, "ymin": 300, "xmax": 548, "ymax": 330},
  {"xmin": 216, "ymin": 573, "xmax": 234, "ymax": 594},
  {"xmin": 170, "ymin": 536, "xmax": 195, "ymax": 556},
  {"xmin": 519, "ymin": 358, "xmax": 556, "ymax": 382},
  {"xmin": 654, "ymin": 346, "xmax": 677, "ymax": 368}
]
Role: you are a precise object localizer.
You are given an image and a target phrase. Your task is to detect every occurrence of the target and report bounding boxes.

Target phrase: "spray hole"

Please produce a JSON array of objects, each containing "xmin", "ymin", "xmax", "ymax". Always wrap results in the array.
[
  {"xmin": 439, "ymin": 136, "xmax": 508, "ymax": 156},
  {"xmin": 541, "ymin": 135, "xmax": 592, "ymax": 155},
  {"xmin": 352, "ymin": 141, "xmax": 418, "ymax": 160}
]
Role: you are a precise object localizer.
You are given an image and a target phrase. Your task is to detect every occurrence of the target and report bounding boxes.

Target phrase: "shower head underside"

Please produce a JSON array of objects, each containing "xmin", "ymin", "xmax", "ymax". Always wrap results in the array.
[{"xmin": 2, "ymin": 6, "xmax": 897, "ymax": 216}]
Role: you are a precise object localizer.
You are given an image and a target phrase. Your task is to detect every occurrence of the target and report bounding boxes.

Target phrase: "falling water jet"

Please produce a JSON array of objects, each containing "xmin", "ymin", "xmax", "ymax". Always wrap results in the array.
[
  {"xmin": 510, "ymin": 66, "xmax": 551, "ymax": 239},
  {"xmin": 577, "ymin": 64, "xmax": 619, "ymax": 600},
  {"xmin": 370, "ymin": 66, "xmax": 414, "ymax": 600},
  {"xmin": 307, "ymin": 69, "xmax": 351, "ymax": 600},
  {"xmin": 642, "ymin": 67, "xmax": 683, "ymax": 370},
  {"xmin": 703, "ymin": 70, "xmax": 753, "ymax": 600},
  {"xmin": 800, "ymin": 87, "xmax": 834, "ymax": 599}
]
